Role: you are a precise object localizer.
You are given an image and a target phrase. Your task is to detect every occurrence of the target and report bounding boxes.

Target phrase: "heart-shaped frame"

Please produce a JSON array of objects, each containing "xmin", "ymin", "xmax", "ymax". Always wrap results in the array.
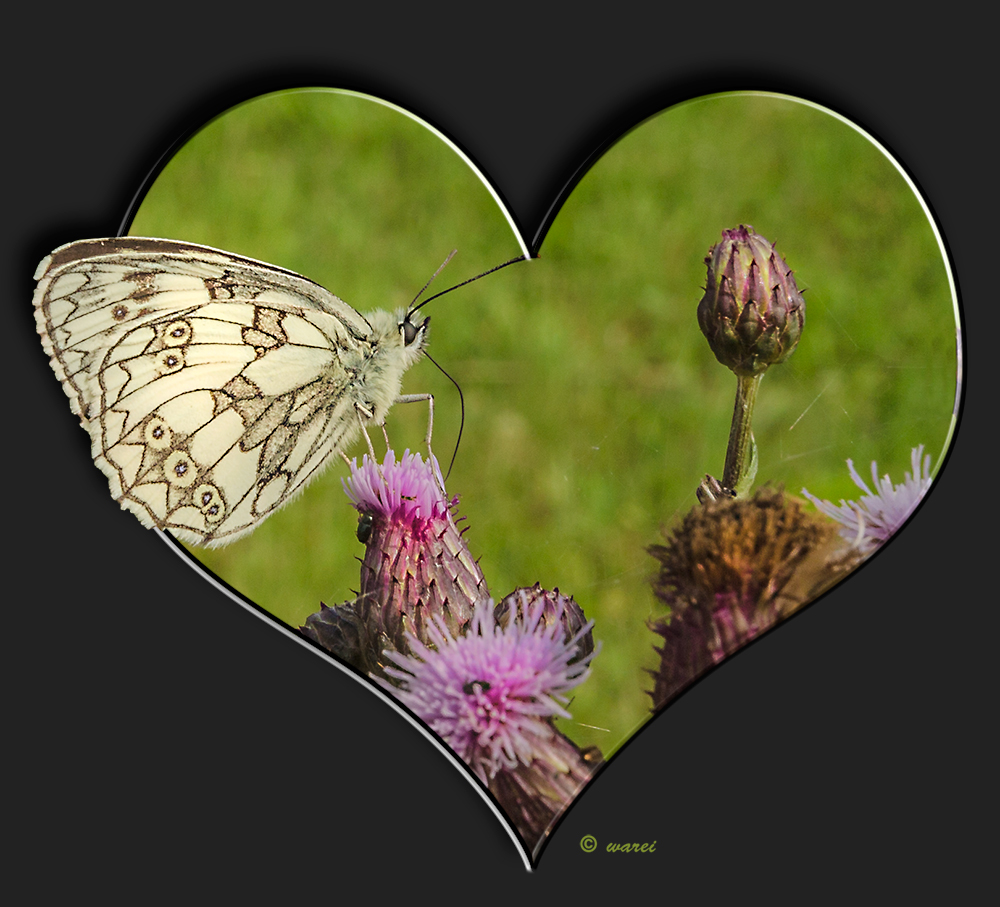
[
  {"xmin": 30, "ymin": 86, "xmax": 960, "ymax": 866},
  {"xmin": 15, "ymin": 23, "xmax": 980, "ymax": 892}
]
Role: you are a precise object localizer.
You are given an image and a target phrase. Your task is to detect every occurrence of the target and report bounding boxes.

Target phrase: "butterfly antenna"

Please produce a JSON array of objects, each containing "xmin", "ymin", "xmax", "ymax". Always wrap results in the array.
[
  {"xmin": 426, "ymin": 351, "xmax": 465, "ymax": 481},
  {"xmin": 410, "ymin": 254, "xmax": 527, "ymax": 314},
  {"xmin": 408, "ymin": 250, "xmax": 458, "ymax": 309},
  {"xmin": 410, "ymin": 252, "xmax": 527, "ymax": 478}
]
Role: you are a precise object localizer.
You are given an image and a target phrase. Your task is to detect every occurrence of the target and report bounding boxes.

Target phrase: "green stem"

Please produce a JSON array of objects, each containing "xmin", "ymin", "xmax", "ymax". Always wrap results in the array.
[{"xmin": 722, "ymin": 373, "xmax": 763, "ymax": 494}]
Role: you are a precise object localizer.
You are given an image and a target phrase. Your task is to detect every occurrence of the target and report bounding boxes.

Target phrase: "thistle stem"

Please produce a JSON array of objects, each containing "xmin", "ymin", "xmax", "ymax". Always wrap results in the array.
[{"xmin": 722, "ymin": 373, "xmax": 763, "ymax": 494}]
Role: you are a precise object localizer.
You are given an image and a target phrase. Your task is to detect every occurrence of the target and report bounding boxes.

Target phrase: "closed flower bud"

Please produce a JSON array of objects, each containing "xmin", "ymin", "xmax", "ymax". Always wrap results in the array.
[
  {"xmin": 494, "ymin": 584, "xmax": 596, "ymax": 665},
  {"xmin": 301, "ymin": 599, "xmax": 388, "ymax": 678},
  {"xmin": 697, "ymin": 225, "xmax": 805, "ymax": 377}
]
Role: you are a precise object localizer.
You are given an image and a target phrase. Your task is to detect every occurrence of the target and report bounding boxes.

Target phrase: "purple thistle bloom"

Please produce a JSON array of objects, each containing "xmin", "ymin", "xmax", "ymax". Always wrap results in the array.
[
  {"xmin": 337, "ymin": 448, "xmax": 488, "ymax": 660},
  {"xmin": 327, "ymin": 451, "xmax": 603, "ymax": 851},
  {"xmin": 802, "ymin": 445, "xmax": 932, "ymax": 552},
  {"xmin": 342, "ymin": 448, "xmax": 453, "ymax": 533},
  {"xmin": 379, "ymin": 592, "xmax": 597, "ymax": 784}
]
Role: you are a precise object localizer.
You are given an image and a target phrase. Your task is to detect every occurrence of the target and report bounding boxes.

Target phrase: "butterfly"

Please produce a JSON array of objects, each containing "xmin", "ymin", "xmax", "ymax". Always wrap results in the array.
[{"xmin": 33, "ymin": 237, "xmax": 431, "ymax": 546}]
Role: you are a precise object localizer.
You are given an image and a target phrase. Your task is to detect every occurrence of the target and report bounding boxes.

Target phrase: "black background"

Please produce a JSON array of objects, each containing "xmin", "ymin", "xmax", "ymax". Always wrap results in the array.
[{"xmin": 7, "ymin": 6, "xmax": 988, "ymax": 898}]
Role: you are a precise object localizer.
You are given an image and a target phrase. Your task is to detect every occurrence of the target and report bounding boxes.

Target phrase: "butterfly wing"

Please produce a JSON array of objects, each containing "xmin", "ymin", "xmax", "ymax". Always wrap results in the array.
[{"xmin": 34, "ymin": 237, "xmax": 381, "ymax": 545}]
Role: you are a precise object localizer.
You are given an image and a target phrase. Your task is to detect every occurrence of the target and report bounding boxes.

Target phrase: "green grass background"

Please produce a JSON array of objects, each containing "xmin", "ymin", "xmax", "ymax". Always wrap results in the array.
[{"xmin": 129, "ymin": 89, "xmax": 958, "ymax": 757}]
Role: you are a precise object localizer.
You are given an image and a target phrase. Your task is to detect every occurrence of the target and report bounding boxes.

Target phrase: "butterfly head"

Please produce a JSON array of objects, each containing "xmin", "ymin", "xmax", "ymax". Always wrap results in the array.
[{"xmin": 398, "ymin": 309, "xmax": 430, "ymax": 363}]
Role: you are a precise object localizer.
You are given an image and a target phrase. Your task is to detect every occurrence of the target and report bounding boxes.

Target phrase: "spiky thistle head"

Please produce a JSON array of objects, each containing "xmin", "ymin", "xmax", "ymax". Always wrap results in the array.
[
  {"xmin": 305, "ymin": 449, "xmax": 489, "ymax": 671},
  {"xmin": 697, "ymin": 224, "xmax": 805, "ymax": 377},
  {"xmin": 303, "ymin": 449, "xmax": 605, "ymax": 854},
  {"xmin": 494, "ymin": 584, "xmax": 596, "ymax": 666},
  {"xmin": 378, "ymin": 595, "xmax": 598, "ymax": 785},
  {"xmin": 647, "ymin": 486, "xmax": 857, "ymax": 710}
]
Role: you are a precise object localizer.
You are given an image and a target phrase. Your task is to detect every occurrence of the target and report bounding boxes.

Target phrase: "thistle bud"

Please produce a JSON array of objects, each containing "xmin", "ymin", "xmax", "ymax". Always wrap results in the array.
[
  {"xmin": 301, "ymin": 599, "xmax": 388, "ymax": 678},
  {"xmin": 697, "ymin": 225, "xmax": 805, "ymax": 377},
  {"xmin": 494, "ymin": 584, "xmax": 596, "ymax": 665}
]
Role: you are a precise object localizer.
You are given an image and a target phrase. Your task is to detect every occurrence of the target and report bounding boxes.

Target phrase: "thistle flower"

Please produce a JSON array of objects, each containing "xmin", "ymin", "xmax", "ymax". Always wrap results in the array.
[
  {"xmin": 342, "ymin": 449, "xmax": 488, "ymax": 656},
  {"xmin": 648, "ymin": 487, "xmax": 855, "ymax": 710},
  {"xmin": 489, "ymin": 737, "xmax": 603, "ymax": 858},
  {"xmin": 300, "ymin": 599, "xmax": 387, "ymax": 678},
  {"xmin": 379, "ymin": 595, "xmax": 598, "ymax": 786},
  {"xmin": 802, "ymin": 445, "xmax": 932, "ymax": 552},
  {"xmin": 494, "ymin": 584, "xmax": 596, "ymax": 665},
  {"xmin": 342, "ymin": 448, "xmax": 452, "ymax": 529},
  {"xmin": 697, "ymin": 224, "xmax": 805, "ymax": 378},
  {"xmin": 305, "ymin": 449, "xmax": 603, "ymax": 852}
]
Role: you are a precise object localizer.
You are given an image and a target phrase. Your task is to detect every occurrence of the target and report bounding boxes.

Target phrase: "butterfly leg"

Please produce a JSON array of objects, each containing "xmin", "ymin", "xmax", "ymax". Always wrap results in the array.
[
  {"xmin": 355, "ymin": 407, "xmax": 379, "ymax": 462},
  {"xmin": 395, "ymin": 393, "xmax": 435, "ymax": 455},
  {"xmin": 348, "ymin": 403, "xmax": 393, "ymax": 483},
  {"xmin": 395, "ymin": 393, "xmax": 448, "ymax": 492}
]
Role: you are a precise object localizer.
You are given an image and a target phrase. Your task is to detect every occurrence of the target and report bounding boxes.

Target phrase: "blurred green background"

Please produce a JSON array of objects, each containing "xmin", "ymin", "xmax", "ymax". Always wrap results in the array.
[{"xmin": 131, "ymin": 89, "xmax": 958, "ymax": 757}]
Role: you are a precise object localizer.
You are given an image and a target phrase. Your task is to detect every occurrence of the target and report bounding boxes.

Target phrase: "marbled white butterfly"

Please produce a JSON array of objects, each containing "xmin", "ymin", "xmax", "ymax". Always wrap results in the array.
[{"xmin": 34, "ymin": 237, "xmax": 432, "ymax": 546}]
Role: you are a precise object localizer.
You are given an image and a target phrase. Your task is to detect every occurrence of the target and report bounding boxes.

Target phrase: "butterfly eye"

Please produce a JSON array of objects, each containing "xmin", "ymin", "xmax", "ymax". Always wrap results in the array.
[{"xmin": 400, "ymin": 315, "xmax": 428, "ymax": 347}]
